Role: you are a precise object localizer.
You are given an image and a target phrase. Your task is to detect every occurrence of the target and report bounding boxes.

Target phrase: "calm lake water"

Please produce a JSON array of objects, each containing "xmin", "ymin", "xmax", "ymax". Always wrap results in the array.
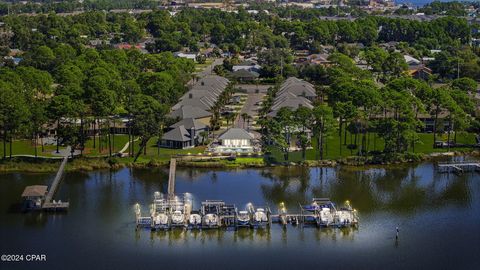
[{"xmin": 1, "ymin": 160, "xmax": 480, "ymax": 270}]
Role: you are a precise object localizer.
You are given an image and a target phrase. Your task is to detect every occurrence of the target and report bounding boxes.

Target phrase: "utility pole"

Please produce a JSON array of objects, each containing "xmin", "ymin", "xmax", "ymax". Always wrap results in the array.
[
  {"xmin": 457, "ymin": 58, "xmax": 460, "ymax": 79},
  {"xmin": 280, "ymin": 55, "xmax": 284, "ymax": 78}
]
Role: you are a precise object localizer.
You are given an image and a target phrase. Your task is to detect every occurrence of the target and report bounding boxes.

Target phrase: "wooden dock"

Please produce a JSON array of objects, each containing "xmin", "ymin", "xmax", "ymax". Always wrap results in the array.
[
  {"xmin": 437, "ymin": 162, "xmax": 480, "ymax": 174},
  {"xmin": 42, "ymin": 148, "xmax": 70, "ymax": 211},
  {"xmin": 167, "ymin": 158, "xmax": 176, "ymax": 199}
]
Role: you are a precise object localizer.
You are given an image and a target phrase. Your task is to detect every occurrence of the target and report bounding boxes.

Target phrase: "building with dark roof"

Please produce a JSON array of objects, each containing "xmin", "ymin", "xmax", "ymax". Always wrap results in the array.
[
  {"xmin": 230, "ymin": 69, "xmax": 260, "ymax": 82},
  {"xmin": 160, "ymin": 125, "xmax": 194, "ymax": 149},
  {"xmin": 161, "ymin": 118, "xmax": 208, "ymax": 149}
]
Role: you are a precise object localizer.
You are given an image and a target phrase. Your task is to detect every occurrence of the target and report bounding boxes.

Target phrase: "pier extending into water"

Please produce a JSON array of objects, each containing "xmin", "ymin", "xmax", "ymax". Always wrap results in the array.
[
  {"xmin": 437, "ymin": 161, "xmax": 480, "ymax": 174},
  {"xmin": 21, "ymin": 148, "xmax": 70, "ymax": 211},
  {"xmin": 135, "ymin": 156, "xmax": 357, "ymax": 231}
]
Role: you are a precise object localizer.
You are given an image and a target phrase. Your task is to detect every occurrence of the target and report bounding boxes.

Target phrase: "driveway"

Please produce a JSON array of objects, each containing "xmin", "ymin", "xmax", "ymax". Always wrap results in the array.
[
  {"xmin": 195, "ymin": 58, "xmax": 224, "ymax": 78},
  {"xmin": 234, "ymin": 92, "xmax": 265, "ymax": 130}
]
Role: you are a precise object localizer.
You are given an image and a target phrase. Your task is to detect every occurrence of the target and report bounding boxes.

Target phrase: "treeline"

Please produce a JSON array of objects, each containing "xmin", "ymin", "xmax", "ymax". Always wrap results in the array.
[
  {"xmin": 260, "ymin": 53, "xmax": 479, "ymax": 161},
  {"xmin": 0, "ymin": 44, "xmax": 194, "ymax": 159},
  {"xmin": 0, "ymin": 0, "xmax": 158, "ymax": 15},
  {"xmin": 1, "ymin": 9, "xmax": 473, "ymax": 52}
]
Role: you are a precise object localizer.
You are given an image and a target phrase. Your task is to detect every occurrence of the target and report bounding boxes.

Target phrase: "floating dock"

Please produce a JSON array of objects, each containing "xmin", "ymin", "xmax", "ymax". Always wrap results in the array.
[{"xmin": 437, "ymin": 161, "xmax": 480, "ymax": 174}]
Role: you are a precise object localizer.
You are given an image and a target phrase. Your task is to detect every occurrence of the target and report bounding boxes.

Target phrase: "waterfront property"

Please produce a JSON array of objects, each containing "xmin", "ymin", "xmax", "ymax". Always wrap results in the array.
[
  {"xmin": 160, "ymin": 118, "xmax": 207, "ymax": 149},
  {"xmin": 213, "ymin": 128, "xmax": 255, "ymax": 153}
]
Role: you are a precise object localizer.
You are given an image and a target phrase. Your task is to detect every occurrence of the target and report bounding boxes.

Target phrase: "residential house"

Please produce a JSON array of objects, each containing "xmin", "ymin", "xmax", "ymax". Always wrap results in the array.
[
  {"xmin": 268, "ymin": 77, "xmax": 316, "ymax": 117},
  {"xmin": 305, "ymin": 53, "xmax": 331, "ymax": 66},
  {"xmin": 408, "ymin": 65, "xmax": 432, "ymax": 80},
  {"xmin": 160, "ymin": 125, "xmax": 193, "ymax": 149},
  {"xmin": 169, "ymin": 118, "xmax": 207, "ymax": 138},
  {"xmin": 230, "ymin": 69, "xmax": 260, "ymax": 82},
  {"xmin": 214, "ymin": 128, "xmax": 254, "ymax": 153},
  {"xmin": 160, "ymin": 118, "xmax": 207, "ymax": 149},
  {"xmin": 173, "ymin": 52, "xmax": 198, "ymax": 61},
  {"xmin": 277, "ymin": 77, "xmax": 316, "ymax": 101},
  {"xmin": 232, "ymin": 60, "xmax": 261, "ymax": 73},
  {"xmin": 168, "ymin": 105, "xmax": 212, "ymax": 126},
  {"xmin": 404, "ymin": 55, "xmax": 421, "ymax": 66},
  {"xmin": 172, "ymin": 75, "xmax": 229, "ymax": 111}
]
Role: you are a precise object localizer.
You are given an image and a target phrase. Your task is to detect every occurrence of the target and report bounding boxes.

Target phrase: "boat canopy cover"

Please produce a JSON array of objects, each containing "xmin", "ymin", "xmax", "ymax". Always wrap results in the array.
[{"xmin": 303, "ymin": 203, "xmax": 333, "ymax": 211}]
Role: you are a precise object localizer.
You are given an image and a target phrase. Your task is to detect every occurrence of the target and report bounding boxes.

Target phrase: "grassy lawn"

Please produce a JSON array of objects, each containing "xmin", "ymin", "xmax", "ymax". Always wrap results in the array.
[
  {"xmin": 82, "ymin": 134, "xmax": 130, "ymax": 156},
  {"xmin": 0, "ymin": 140, "xmax": 64, "ymax": 157},
  {"xmin": 194, "ymin": 59, "xmax": 214, "ymax": 71},
  {"xmin": 125, "ymin": 136, "xmax": 206, "ymax": 162},
  {"xmin": 266, "ymin": 132, "xmax": 478, "ymax": 163}
]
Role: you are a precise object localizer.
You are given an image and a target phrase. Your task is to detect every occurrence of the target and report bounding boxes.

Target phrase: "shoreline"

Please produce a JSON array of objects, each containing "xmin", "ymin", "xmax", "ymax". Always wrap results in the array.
[{"xmin": 1, "ymin": 150, "xmax": 479, "ymax": 173}]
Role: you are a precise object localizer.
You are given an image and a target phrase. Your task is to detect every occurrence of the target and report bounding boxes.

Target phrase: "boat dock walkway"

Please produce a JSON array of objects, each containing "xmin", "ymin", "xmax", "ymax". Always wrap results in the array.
[
  {"xmin": 437, "ymin": 162, "xmax": 480, "ymax": 174},
  {"xmin": 167, "ymin": 158, "xmax": 176, "ymax": 199},
  {"xmin": 42, "ymin": 150, "xmax": 70, "ymax": 211}
]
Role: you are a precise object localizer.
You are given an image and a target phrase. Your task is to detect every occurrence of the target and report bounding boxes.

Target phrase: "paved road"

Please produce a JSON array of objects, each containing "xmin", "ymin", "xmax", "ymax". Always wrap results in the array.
[
  {"xmin": 196, "ymin": 58, "xmax": 224, "ymax": 78},
  {"xmin": 234, "ymin": 92, "xmax": 265, "ymax": 130},
  {"xmin": 187, "ymin": 58, "xmax": 224, "ymax": 88}
]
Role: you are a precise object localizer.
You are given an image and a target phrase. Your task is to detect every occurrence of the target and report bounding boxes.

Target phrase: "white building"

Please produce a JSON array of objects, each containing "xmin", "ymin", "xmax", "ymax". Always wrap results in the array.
[
  {"xmin": 214, "ymin": 128, "xmax": 254, "ymax": 153},
  {"xmin": 174, "ymin": 52, "xmax": 198, "ymax": 61}
]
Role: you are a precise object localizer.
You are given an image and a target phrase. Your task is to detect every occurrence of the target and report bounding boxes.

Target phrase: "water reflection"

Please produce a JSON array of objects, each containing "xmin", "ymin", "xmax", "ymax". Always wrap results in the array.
[
  {"xmin": 257, "ymin": 164, "xmax": 472, "ymax": 216},
  {"xmin": 1, "ymin": 160, "xmax": 479, "ymax": 270},
  {"xmin": 132, "ymin": 226, "xmax": 361, "ymax": 245}
]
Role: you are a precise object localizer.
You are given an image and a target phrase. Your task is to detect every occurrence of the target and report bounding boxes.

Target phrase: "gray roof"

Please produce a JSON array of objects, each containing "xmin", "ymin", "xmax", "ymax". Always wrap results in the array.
[
  {"xmin": 218, "ymin": 128, "xmax": 253, "ymax": 140},
  {"xmin": 22, "ymin": 185, "xmax": 48, "ymax": 197},
  {"xmin": 172, "ymin": 75, "xmax": 230, "ymax": 111},
  {"xmin": 269, "ymin": 93, "xmax": 313, "ymax": 117},
  {"xmin": 162, "ymin": 126, "xmax": 191, "ymax": 142},
  {"xmin": 170, "ymin": 118, "xmax": 207, "ymax": 130},
  {"xmin": 172, "ymin": 96, "xmax": 213, "ymax": 111},
  {"xmin": 168, "ymin": 105, "xmax": 212, "ymax": 119},
  {"xmin": 194, "ymin": 75, "xmax": 229, "ymax": 89},
  {"xmin": 267, "ymin": 77, "xmax": 315, "ymax": 117},
  {"xmin": 272, "ymin": 92, "xmax": 313, "ymax": 109},
  {"xmin": 278, "ymin": 84, "xmax": 316, "ymax": 98}
]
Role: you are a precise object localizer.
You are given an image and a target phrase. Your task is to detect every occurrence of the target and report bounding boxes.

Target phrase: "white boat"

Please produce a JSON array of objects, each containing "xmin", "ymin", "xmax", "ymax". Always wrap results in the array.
[
  {"xmin": 202, "ymin": 213, "xmax": 219, "ymax": 228},
  {"xmin": 171, "ymin": 210, "xmax": 185, "ymax": 225},
  {"xmin": 154, "ymin": 213, "xmax": 169, "ymax": 228},
  {"xmin": 336, "ymin": 210, "xmax": 353, "ymax": 226},
  {"xmin": 189, "ymin": 214, "xmax": 202, "ymax": 226},
  {"xmin": 237, "ymin": 210, "xmax": 250, "ymax": 226},
  {"xmin": 253, "ymin": 208, "xmax": 268, "ymax": 226},
  {"xmin": 320, "ymin": 207, "xmax": 334, "ymax": 226}
]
